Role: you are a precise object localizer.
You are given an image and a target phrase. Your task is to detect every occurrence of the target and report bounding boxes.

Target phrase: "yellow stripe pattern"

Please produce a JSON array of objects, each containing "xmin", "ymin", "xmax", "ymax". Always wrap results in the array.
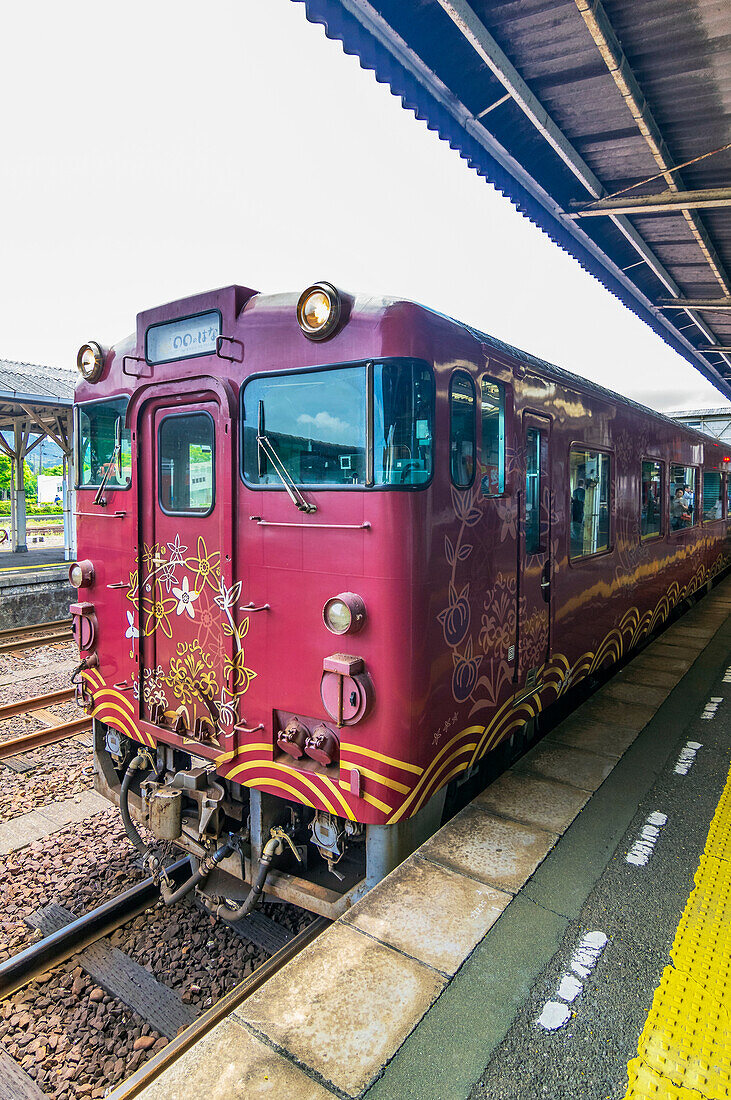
[{"xmin": 624, "ymin": 762, "xmax": 731, "ymax": 1099}]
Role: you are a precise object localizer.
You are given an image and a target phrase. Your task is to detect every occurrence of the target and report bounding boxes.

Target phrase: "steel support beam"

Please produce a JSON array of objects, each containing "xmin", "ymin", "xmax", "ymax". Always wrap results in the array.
[
  {"xmin": 569, "ymin": 189, "xmax": 731, "ymax": 217},
  {"xmin": 658, "ymin": 298, "xmax": 731, "ymax": 312}
]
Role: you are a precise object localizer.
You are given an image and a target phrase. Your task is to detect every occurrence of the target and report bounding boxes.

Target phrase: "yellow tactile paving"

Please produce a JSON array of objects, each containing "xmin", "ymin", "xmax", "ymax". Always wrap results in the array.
[{"xmin": 624, "ymin": 763, "xmax": 731, "ymax": 1100}]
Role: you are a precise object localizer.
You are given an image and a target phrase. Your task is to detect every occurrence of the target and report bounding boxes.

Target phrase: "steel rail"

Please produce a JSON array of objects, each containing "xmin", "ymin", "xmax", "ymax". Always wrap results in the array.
[
  {"xmin": 0, "ymin": 630, "xmax": 74, "ymax": 655},
  {"xmin": 0, "ymin": 857, "xmax": 192, "ymax": 1000},
  {"xmin": 0, "ymin": 716, "xmax": 92, "ymax": 761},
  {"xmin": 0, "ymin": 618, "xmax": 71, "ymax": 640},
  {"xmin": 0, "ymin": 687, "xmax": 74, "ymax": 722},
  {"xmin": 105, "ymin": 915, "xmax": 330, "ymax": 1100}
]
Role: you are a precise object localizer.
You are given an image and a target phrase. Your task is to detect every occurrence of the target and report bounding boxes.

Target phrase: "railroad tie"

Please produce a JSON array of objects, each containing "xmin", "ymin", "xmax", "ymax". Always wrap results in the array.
[
  {"xmin": 25, "ymin": 904, "xmax": 198, "ymax": 1040},
  {"xmin": 192, "ymin": 898, "xmax": 294, "ymax": 954},
  {"xmin": 0, "ymin": 1043, "xmax": 46, "ymax": 1099}
]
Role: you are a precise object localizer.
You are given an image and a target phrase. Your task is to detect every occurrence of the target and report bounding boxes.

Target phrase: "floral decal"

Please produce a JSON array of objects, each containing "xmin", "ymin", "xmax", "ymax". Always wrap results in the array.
[
  {"xmin": 125, "ymin": 535, "xmax": 256, "ymax": 738},
  {"xmin": 438, "ymin": 482, "xmax": 484, "ymax": 705}
]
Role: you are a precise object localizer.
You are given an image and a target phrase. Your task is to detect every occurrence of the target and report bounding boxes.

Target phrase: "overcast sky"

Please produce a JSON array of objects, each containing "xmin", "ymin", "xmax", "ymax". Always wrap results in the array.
[{"xmin": 0, "ymin": 0, "xmax": 727, "ymax": 414}]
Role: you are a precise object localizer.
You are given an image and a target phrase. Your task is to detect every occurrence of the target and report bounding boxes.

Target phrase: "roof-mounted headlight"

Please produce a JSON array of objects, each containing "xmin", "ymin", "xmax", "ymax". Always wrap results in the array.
[
  {"xmin": 296, "ymin": 282, "xmax": 342, "ymax": 342},
  {"xmin": 76, "ymin": 342, "xmax": 104, "ymax": 382}
]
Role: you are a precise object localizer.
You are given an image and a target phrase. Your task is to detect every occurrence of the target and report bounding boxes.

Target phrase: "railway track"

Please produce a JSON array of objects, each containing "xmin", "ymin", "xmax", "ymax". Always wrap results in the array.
[
  {"xmin": 0, "ymin": 618, "xmax": 74, "ymax": 655},
  {"xmin": 0, "ymin": 854, "xmax": 327, "ymax": 1099},
  {"xmin": 0, "ymin": 685, "xmax": 89, "ymax": 762}
]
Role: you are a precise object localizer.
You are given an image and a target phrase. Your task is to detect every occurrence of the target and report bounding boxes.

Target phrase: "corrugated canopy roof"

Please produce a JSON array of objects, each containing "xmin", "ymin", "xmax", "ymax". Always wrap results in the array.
[
  {"xmin": 296, "ymin": 0, "xmax": 731, "ymax": 397},
  {"xmin": 0, "ymin": 360, "xmax": 75, "ymax": 453}
]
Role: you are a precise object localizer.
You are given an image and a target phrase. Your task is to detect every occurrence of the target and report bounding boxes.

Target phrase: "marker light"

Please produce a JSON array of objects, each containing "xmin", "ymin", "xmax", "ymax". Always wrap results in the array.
[
  {"xmin": 76, "ymin": 342, "xmax": 104, "ymax": 382},
  {"xmin": 296, "ymin": 282, "xmax": 341, "ymax": 341},
  {"xmin": 69, "ymin": 560, "xmax": 95, "ymax": 589},
  {"xmin": 323, "ymin": 592, "xmax": 366, "ymax": 635}
]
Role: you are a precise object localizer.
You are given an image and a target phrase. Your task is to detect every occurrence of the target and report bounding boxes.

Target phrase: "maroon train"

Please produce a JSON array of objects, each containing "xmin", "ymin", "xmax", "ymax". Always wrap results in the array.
[{"xmin": 70, "ymin": 281, "xmax": 731, "ymax": 918}]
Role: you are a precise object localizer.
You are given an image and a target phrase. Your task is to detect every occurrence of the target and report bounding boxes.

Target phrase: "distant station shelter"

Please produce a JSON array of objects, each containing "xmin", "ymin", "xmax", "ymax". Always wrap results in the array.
[
  {"xmin": 0, "ymin": 360, "xmax": 77, "ymax": 559},
  {"xmin": 669, "ymin": 408, "xmax": 731, "ymax": 446}
]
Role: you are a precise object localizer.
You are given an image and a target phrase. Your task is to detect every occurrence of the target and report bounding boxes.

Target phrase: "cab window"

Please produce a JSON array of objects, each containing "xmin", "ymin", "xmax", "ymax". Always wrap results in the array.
[{"xmin": 77, "ymin": 397, "xmax": 132, "ymax": 489}]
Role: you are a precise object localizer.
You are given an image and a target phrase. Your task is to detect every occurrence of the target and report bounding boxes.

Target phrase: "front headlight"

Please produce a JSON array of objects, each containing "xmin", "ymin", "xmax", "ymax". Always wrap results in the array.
[
  {"xmin": 76, "ymin": 342, "xmax": 104, "ymax": 382},
  {"xmin": 296, "ymin": 282, "xmax": 341, "ymax": 341},
  {"xmin": 69, "ymin": 560, "xmax": 95, "ymax": 588},
  {"xmin": 323, "ymin": 592, "xmax": 366, "ymax": 635}
]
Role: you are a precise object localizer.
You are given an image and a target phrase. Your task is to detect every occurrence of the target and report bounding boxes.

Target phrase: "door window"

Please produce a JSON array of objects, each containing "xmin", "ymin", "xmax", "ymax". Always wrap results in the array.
[
  {"xmin": 525, "ymin": 428, "xmax": 542, "ymax": 555},
  {"xmin": 641, "ymin": 459, "xmax": 663, "ymax": 539},
  {"xmin": 480, "ymin": 378, "xmax": 505, "ymax": 496},
  {"xmin": 702, "ymin": 470, "xmax": 722, "ymax": 521},
  {"xmin": 158, "ymin": 412, "xmax": 215, "ymax": 515},
  {"xmin": 669, "ymin": 465, "xmax": 697, "ymax": 530},
  {"xmin": 449, "ymin": 371, "xmax": 476, "ymax": 488}
]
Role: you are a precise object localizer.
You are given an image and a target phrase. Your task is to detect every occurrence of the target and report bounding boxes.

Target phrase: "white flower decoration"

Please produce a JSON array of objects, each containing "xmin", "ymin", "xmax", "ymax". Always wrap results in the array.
[
  {"xmin": 167, "ymin": 533, "xmax": 188, "ymax": 567},
  {"xmin": 125, "ymin": 610, "xmax": 140, "ymax": 639},
  {"xmin": 172, "ymin": 575, "xmax": 199, "ymax": 619}
]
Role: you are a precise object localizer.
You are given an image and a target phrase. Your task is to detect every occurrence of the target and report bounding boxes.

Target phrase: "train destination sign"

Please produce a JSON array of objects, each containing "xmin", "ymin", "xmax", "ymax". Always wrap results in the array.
[{"xmin": 146, "ymin": 310, "xmax": 221, "ymax": 364}]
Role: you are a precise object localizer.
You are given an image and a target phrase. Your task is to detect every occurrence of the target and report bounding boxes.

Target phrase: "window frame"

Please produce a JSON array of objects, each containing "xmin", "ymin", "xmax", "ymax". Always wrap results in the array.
[
  {"xmin": 157, "ymin": 409, "xmax": 216, "ymax": 518},
  {"xmin": 449, "ymin": 369, "xmax": 477, "ymax": 490},
  {"xmin": 239, "ymin": 358, "xmax": 435, "ymax": 494},
  {"xmin": 701, "ymin": 467, "xmax": 724, "ymax": 525},
  {"xmin": 567, "ymin": 442, "xmax": 614, "ymax": 564},
  {"xmin": 75, "ymin": 396, "xmax": 133, "ymax": 492},
  {"xmin": 668, "ymin": 464, "xmax": 699, "ymax": 534},
  {"xmin": 479, "ymin": 374, "xmax": 506, "ymax": 498},
  {"xmin": 640, "ymin": 456, "xmax": 664, "ymax": 542}
]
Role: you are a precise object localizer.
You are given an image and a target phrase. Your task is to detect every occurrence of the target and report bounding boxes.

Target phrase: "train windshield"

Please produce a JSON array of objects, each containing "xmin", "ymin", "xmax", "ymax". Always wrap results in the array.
[
  {"xmin": 242, "ymin": 358, "xmax": 433, "ymax": 489},
  {"xmin": 77, "ymin": 397, "xmax": 132, "ymax": 489}
]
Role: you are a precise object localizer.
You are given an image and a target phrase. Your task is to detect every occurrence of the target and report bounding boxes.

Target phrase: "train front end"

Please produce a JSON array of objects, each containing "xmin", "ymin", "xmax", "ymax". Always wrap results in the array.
[{"xmin": 71, "ymin": 283, "xmax": 447, "ymax": 919}]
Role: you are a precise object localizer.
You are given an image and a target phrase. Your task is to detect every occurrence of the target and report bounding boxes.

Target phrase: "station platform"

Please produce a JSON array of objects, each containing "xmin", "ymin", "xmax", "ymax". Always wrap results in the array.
[
  {"xmin": 0, "ymin": 548, "xmax": 73, "ymax": 630},
  {"xmin": 131, "ymin": 578, "xmax": 731, "ymax": 1100}
]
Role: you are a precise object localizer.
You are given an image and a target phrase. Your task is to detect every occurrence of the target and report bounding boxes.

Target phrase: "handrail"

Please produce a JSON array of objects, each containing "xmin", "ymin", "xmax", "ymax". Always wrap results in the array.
[{"xmin": 249, "ymin": 516, "xmax": 370, "ymax": 530}]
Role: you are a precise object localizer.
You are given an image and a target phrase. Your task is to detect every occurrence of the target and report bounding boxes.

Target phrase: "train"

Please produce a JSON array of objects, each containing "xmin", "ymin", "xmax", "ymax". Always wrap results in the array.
[{"xmin": 69, "ymin": 281, "xmax": 731, "ymax": 919}]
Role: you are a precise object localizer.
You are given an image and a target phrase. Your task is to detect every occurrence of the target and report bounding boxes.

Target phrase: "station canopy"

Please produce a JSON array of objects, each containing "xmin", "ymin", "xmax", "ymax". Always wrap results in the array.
[
  {"xmin": 297, "ymin": 0, "xmax": 731, "ymax": 398},
  {"xmin": 0, "ymin": 360, "xmax": 76, "ymax": 454}
]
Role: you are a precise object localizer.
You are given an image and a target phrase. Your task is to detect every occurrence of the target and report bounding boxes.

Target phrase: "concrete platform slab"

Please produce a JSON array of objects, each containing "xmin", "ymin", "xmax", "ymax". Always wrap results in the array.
[
  {"xmin": 474, "ymin": 771, "xmax": 590, "ymax": 835},
  {"xmin": 0, "ymin": 790, "xmax": 108, "ymax": 855},
  {"xmin": 343, "ymin": 854, "xmax": 511, "ymax": 977},
  {"xmin": 0, "ymin": 811, "xmax": 50, "ymax": 855},
  {"xmin": 578, "ymin": 697, "xmax": 658, "ymax": 730},
  {"xmin": 235, "ymin": 922, "xmax": 446, "ymax": 1097},
  {"xmin": 133, "ymin": 1016, "xmax": 338, "ymax": 1099},
  {"xmin": 418, "ymin": 803, "xmax": 557, "ymax": 895},
  {"xmin": 546, "ymin": 716, "xmax": 640, "ymax": 757},
  {"xmin": 516, "ymin": 741, "xmax": 616, "ymax": 792},
  {"xmin": 631, "ymin": 652, "xmax": 693, "ymax": 674},
  {"xmin": 615, "ymin": 667, "xmax": 680, "ymax": 689},
  {"xmin": 601, "ymin": 680, "xmax": 670, "ymax": 707}
]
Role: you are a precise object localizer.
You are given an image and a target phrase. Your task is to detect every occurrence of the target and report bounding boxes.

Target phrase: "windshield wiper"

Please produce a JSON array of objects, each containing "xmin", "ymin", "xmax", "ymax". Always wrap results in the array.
[
  {"xmin": 257, "ymin": 400, "xmax": 316, "ymax": 514},
  {"xmin": 93, "ymin": 416, "xmax": 123, "ymax": 506}
]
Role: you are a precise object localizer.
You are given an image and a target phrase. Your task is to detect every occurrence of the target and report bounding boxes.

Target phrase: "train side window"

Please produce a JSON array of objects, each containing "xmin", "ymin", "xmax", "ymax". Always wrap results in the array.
[
  {"xmin": 158, "ymin": 412, "xmax": 215, "ymax": 515},
  {"xmin": 449, "ymin": 371, "xmax": 476, "ymax": 488},
  {"xmin": 641, "ymin": 459, "xmax": 663, "ymax": 539},
  {"xmin": 480, "ymin": 378, "xmax": 505, "ymax": 496},
  {"xmin": 727, "ymin": 473, "xmax": 731, "ymax": 518},
  {"xmin": 569, "ymin": 448, "xmax": 611, "ymax": 559},
  {"xmin": 702, "ymin": 470, "xmax": 723, "ymax": 521},
  {"xmin": 669, "ymin": 465, "xmax": 697, "ymax": 530}
]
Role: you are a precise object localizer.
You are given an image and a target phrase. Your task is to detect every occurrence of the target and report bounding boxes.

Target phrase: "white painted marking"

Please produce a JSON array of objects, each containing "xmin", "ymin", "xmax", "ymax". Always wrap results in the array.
[
  {"xmin": 556, "ymin": 974, "xmax": 582, "ymax": 1002},
  {"xmin": 570, "ymin": 930, "xmax": 608, "ymax": 978},
  {"xmin": 701, "ymin": 697, "xmax": 722, "ymax": 720},
  {"xmin": 723, "ymin": 666, "xmax": 731, "ymax": 683},
  {"xmin": 626, "ymin": 812, "xmax": 667, "ymax": 865},
  {"xmin": 537, "ymin": 1001, "xmax": 571, "ymax": 1030},
  {"xmin": 674, "ymin": 741, "xmax": 702, "ymax": 775}
]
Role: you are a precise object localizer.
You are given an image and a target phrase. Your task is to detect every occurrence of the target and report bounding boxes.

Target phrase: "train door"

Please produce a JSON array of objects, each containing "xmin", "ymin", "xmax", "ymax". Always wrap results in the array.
[
  {"xmin": 137, "ymin": 396, "xmax": 237, "ymax": 745},
  {"xmin": 518, "ymin": 412, "xmax": 552, "ymax": 690}
]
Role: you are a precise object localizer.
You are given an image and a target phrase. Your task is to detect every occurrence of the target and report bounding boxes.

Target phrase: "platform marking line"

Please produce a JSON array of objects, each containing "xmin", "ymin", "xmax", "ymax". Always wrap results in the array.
[
  {"xmin": 536, "ymin": 930, "xmax": 608, "ymax": 1032},
  {"xmin": 701, "ymin": 697, "xmax": 723, "ymax": 720},
  {"xmin": 675, "ymin": 742, "xmax": 702, "ymax": 776},
  {"xmin": 626, "ymin": 812, "xmax": 668, "ymax": 866},
  {"xmin": 624, "ymin": 757, "xmax": 731, "ymax": 1099},
  {"xmin": 723, "ymin": 666, "xmax": 731, "ymax": 684}
]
